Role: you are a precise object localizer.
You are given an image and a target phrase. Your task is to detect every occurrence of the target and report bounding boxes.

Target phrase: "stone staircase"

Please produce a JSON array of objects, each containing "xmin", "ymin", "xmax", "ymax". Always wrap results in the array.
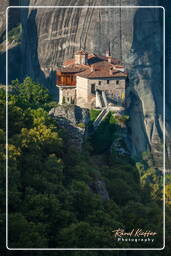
[
  {"xmin": 96, "ymin": 90, "xmax": 108, "ymax": 108},
  {"xmin": 93, "ymin": 107, "xmax": 110, "ymax": 129},
  {"xmin": 102, "ymin": 91, "xmax": 108, "ymax": 107}
]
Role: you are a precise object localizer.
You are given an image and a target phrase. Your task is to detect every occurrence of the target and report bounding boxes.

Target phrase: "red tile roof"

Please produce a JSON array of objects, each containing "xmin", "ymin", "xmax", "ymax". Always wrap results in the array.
[
  {"xmin": 60, "ymin": 52, "xmax": 127, "ymax": 79},
  {"xmin": 63, "ymin": 53, "xmax": 121, "ymax": 67},
  {"xmin": 77, "ymin": 68, "xmax": 127, "ymax": 79},
  {"xmin": 96, "ymin": 55, "xmax": 121, "ymax": 65},
  {"xmin": 115, "ymin": 65, "xmax": 125, "ymax": 68},
  {"xmin": 59, "ymin": 64, "xmax": 89, "ymax": 73},
  {"xmin": 63, "ymin": 59, "xmax": 75, "ymax": 66},
  {"xmin": 91, "ymin": 61, "xmax": 113, "ymax": 69}
]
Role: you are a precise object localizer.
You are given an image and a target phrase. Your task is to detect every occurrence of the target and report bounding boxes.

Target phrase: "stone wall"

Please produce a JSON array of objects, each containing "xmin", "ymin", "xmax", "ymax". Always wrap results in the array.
[
  {"xmin": 76, "ymin": 76, "xmax": 126, "ymax": 108},
  {"xmin": 76, "ymin": 76, "xmax": 91, "ymax": 108},
  {"xmin": 59, "ymin": 86, "xmax": 76, "ymax": 104},
  {"xmin": 90, "ymin": 78, "xmax": 126, "ymax": 104}
]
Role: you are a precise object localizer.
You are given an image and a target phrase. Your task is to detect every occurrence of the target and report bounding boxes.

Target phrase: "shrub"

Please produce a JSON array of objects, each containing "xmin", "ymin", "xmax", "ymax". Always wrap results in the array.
[
  {"xmin": 90, "ymin": 109, "xmax": 101, "ymax": 121},
  {"xmin": 7, "ymin": 24, "xmax": 22, "ymax": 44},
  {"xmin": 77, "ymin": 122, "xmax": 85, "ymax": 129}
]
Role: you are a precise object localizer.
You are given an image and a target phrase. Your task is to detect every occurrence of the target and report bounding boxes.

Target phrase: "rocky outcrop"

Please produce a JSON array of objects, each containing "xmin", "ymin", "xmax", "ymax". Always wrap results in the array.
[
  {"xmin": 90, "ymin": 180, "xmax": 110, "ymax": 201},
  {"xmin": 49, "ymin": 104, "xmax": 90, "ymax": 150},
  {"xmin": 1, "ymin": 0, "xmax": 170, "ymax": 169},
  {"xmin": 0, "ymin": 0, "xmax": 8, "ymax": 42}
]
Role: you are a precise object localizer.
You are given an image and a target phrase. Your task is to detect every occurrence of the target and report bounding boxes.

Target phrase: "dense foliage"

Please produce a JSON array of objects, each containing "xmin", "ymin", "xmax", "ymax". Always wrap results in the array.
[
  {"xmin": 0, "ymin": 77, "xmax": 168, "ymax": 254},
  {"xmin": 90, "ymin": 109, "xmax": 101, "ymax": 121},
  {"xmin": 90, "ymin": 112, "xmax": 117, "ymax": 154}
]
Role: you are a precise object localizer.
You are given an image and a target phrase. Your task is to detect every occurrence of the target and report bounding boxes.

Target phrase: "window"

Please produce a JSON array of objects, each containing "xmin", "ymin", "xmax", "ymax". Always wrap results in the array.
[
  {"xmin": 116, "ymin": 80, "xmax": 119, "ymax": 85},
  {"xmin": 62, "ymin": 96, "xmax": 66, "ymax": 104},
  {"xmin": 107, "ymin": 80, "xmax": 110, "ymax": 84},
  {"xmin": 91, "ymin": 84, "xmax": 96, "ymax": 94},
  {"xmin": 98, "ymin": 81, "xmax": 101, "ymax": 85},
  {"xmin": 71, "ymin": 98, "xmax": 75, "ymax": 104}
]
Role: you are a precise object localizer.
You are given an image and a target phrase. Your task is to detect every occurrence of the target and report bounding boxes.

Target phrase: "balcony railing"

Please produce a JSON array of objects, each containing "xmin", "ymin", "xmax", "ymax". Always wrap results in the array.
[{"xmin": 57, "ymin": 80, "xmax": 76, "ymax": 86}]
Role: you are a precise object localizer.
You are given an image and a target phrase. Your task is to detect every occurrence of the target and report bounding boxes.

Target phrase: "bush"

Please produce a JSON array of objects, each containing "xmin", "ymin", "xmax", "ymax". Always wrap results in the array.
[
  {"xmin": 90, "ymin": 112, "xmax": 116, "ymax": 153},
  {"xmin": 0, "ymin": 78, "xmax": 163, "ymax": 249},
  {"xmin": 90, "ymin": 109, "xmax": 101, "ymax": 121},
  {"xmin": 7, "ymin": 24, "xmax": 22, "ymax": 44},
  {"xmin": 77, "ymin": 122, "xmax": 85, "ymax": 129},
  {"xmin": 11, "ymin": 77, "xmax": 51, "ymax": 109}
]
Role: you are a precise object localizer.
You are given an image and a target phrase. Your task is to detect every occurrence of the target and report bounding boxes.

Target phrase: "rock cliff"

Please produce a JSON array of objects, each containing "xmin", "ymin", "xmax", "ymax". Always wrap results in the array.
[
  {"xmin": 1, "ymin": 0, "xmax": 170, "ymax": 169},
  {"xmin": 49, "ymin": 104, "xmax": 90, "ymax": 150}
]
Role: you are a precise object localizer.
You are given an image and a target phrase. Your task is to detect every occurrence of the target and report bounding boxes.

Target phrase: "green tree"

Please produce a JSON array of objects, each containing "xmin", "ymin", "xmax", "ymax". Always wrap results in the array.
[
  {"xmin": 11, "ymin": 77, "xmax": 51, "ymax": 109},
  {"xmin": 0, "ymin": 77, "xmax": 165, "ymax": 250}
]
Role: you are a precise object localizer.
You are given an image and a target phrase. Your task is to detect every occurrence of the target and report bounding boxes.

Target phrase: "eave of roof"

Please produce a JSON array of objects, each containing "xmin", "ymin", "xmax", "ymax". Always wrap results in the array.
[
  {"xmin": 59, "ymin": 64, "xmax": 89, "ymax": 73},
  {"xmin": 77, "ymin": 69, "xmax": 127, "ymax": 79}
]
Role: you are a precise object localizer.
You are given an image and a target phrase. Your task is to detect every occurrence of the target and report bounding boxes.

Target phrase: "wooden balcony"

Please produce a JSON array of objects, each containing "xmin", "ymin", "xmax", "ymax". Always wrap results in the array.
[{"xmin": 56, "ymin": 74, "xmax": 76, "ymax": 87}]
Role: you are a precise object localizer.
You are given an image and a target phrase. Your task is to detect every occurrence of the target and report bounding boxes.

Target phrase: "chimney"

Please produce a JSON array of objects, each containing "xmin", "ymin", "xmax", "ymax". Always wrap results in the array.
[
  {"xmin": 109, "ymin": 67, "xmax": 113, "ymax": 75},
  {"xmin": 90, "ymin": 65, "xmax": 94, "ymax": 72},
  {"xmin": 84, "ymin": 52, "xmax": 88, "ymax": 65},
  {"xmin": 75, "ymin": 49, "xmax": 87, "ymax": 65},
  {"xmin": 75, "ymin": 52, "xmax": 80, "ymax": 64},
  {"xmin": 106, "ymin": 50, "xmax": 109, "ymax": 57},
  {"xmin": 108, "ymin": 56, "xmax": 112, "ymax": 63}
]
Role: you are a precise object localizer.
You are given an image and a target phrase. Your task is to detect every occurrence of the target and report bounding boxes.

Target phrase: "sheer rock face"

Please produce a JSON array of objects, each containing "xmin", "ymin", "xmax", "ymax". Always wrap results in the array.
[
  {"xmin": 0, "ymin": 0, "xmax": 21, "ymax": 42},
  {"xmin": 2, "ymin": 0, "xmax": 170, "ymax": 168},
  {"xmin": 0, "ymin": 0, "xmax": 9, "ymax": 42},
  {"xmin": 21, "ymin": 0, "xmax": 139, "ymax": 73}
]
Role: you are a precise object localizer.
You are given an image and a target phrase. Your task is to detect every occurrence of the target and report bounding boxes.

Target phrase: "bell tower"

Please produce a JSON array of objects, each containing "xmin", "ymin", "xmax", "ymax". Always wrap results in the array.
[{"xmin": 75, "ymin": 49, "xmax": 88, "ymax": 65}]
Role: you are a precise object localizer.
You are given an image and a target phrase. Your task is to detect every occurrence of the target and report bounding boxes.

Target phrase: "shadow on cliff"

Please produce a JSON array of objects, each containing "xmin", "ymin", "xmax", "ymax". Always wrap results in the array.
[
  {"xmin": 0, "ymin": 0, "xmax": 22, "ymax": 84},
  {"xmin": 21, "ymin": 8, "xmax": 58, "ymax": 99},
  {"xmin": 0, "ymin": 44, "xmax": 22, "ymax": 84},
  {"xmin": 128, "ymin": 6, "xmax": 163, "ymax": 156},
  {"xmin": 0, "ymin": 5, "xmax": 58, "ymax": 99}
]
